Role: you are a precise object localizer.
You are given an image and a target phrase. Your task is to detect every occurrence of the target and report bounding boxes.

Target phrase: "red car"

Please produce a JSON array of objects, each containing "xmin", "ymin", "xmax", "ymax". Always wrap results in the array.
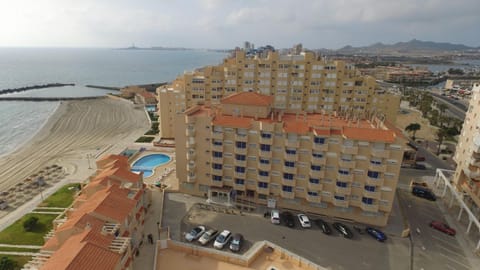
[{"xmin": 429, "ymin": 221, "xmax": 456, "ymax": 236}]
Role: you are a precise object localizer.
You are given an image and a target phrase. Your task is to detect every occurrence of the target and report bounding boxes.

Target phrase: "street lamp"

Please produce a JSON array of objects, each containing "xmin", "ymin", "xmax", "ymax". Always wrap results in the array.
[{"xmin": 157, "ymin": 221, "xmax": 160, "ymax": 239}]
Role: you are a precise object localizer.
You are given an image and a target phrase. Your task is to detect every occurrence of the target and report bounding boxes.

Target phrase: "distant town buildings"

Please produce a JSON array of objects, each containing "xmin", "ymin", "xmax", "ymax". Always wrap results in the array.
[
  {"xmin": 157, "ymin": 49, "xmax": 400, "ymax": 139},
  {"xmin": 25, "ymin": 154, "xmax": 151, "ymax": 270},
  {"xmin": 175, "ymin": 92, "xmax": 405, "ymax": 226},
  {"xmin": 359, "ymin": 65, "xmax": 435, "ymax": 84}
]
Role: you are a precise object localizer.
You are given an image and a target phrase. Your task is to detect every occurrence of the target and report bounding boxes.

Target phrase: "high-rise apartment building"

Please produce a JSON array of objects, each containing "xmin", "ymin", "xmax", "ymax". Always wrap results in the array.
[
  {"xmin": 453, "ymin": 82, "xmax": 480, "ymax": 214},
  {"xmin": 157, "ymin": 49, "xmax": 400, "ymax": 139},
  {"xmin": 175, "ymin": 92, "xmax": 405, "ymax": 226}
]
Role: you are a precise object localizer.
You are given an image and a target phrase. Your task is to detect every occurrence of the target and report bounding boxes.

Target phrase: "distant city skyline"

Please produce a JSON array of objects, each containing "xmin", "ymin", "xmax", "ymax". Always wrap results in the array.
[{"xmin": 1, "ymin": 0, "xmax": 479, "ymax": 49}]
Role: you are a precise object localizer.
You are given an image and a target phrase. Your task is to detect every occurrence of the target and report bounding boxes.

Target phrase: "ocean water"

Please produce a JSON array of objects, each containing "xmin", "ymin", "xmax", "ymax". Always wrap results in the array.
[{"xmin": 0, "ymin": 48, "xmax": 227, "ymax": 156}]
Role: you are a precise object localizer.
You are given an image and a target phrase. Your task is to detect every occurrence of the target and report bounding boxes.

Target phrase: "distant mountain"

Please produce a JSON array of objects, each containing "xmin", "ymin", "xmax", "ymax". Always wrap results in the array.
[{"xmin": 336, "ymin": 39, "xmax": 478, "ymax": 55}]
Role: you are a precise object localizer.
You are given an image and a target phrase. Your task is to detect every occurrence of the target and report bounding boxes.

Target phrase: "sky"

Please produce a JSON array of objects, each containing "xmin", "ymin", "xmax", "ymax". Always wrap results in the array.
[{"xmin": 1, "ymin": 0, "xmax": 479, "ymax": 49}]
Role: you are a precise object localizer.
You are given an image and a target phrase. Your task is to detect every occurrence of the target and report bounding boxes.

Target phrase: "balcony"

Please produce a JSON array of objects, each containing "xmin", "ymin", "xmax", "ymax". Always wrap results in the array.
[
  {"xmin": 365, "ymin": 177, "xmax": 384, "ymax": 186},
  {"xmin": 363, "ymin": 189, "xmax": 381, "ymax": 199},
  {"xmin": 307, "ymin": 181, "xmax": 322, "ymax": 190},
  {"xmin": 234, "ymin": 171, "xmax": 246, "ymax": 179},
  {"xmin": 211, "ymin": 168, "xmax": 223, "ymax": 176},
  {"xmin": 211, "ymin": 144, "xmax": 223, "ymax": 152},
  {"xmin": 311, "ymin": 156, "xmax": 326, "ymax": 165},
  {"xmin": 306, "ymin": 193, "xmax": 321, "ymax": 203},
  {"xmin": 309, "ymin": 170, "xmax": 325, "ymax": 178},
  {"xmin": 211, "ymin": 131, "xmax": 223, "ymax": 140},
  {"xmin": 235, "ymin": 134, "xmax": 248, "ymax": 142},
  {"xmin": 211, "ymin": 156, "xmax": 223, "ymax": 164},
  {"xmin": 332, "ymin": 198, "xmax": 349, "ymax": 208},
  {"xmin": 186, "ymin": 151, "xmax": 196, "ymax": 160},
  {"xmin": 463, "ymin": 166, "xmax": 480, "ymax": 181},
  {"xmin": 341, "ymin": 145, "xmax": 358, "ymax": 155},
  {"xmin": 211, "ymin": 180, "xmax": 223, "ymax": 187},
  {"xmin": 360, "ymin": 202, "xmax": 379, "ymax": 212},
  {"xmin": 234, "ymin": 159, "xmax": 247, "ymax": 167},
  {"xmin": 281, "ymin": 190, "xmax": 295, "ymax": 199},
  {"xmin": 258, "ymin": 174, "xmax": 271, "ymax": 182},
  {"xmin": 234, "ymin": 147, "xmax": 247, "ymax": 155},
  {"xmin": 283, "ymin": 165, "xmax": 297, "ymax": 174},
  {"xmin": 371, "ymin": 149, "xmax": 389, "ymax": 158},
  {"xmin": 258, "ymin": 162, "xmax": 271, "ymax": 171},
  {"xmin": 335, "ymin": 185, "xmax": 352, "ymax": 194},
  {"xmin": 186, "ymin": 139, "xmax": 196, "ymax": 148},
  {"xmin": 234, "ymin": 183, "xmax": 246, "ymax": 191},
  {"xmin": 312, "ymin": 143, "xmax": 328, "ymax": 151},
  {"xmin": 186, "ymin": 117, "xmax": 196, "ymax": 124},
  {"xmin": 257, "ymin": 186, "xmax": 270, "ymax": 195},
  {"xmin": 473, "ymin": 135, "xmax": 480, "ymax": 153},
  {"xmin": 369, "ymin": 163, "xmax": 387, "ymax": 172},
  {"xmin": 470, "ymin": 156, "xmax": 480, "ymax": 168},
  {"xmin": 285, "ymin": 139, "xmax": 299, "ymax": 148},
  {"xmin": 258, "ymin": 150, "xmax": 272, "ymax": 158},
  {"xmin": 187, "ymin": 174, "xmax": 196, "ymax": 182},
  {"xmin": 282, "ymin": 177, "xmax": 295, "ymax": 186},
  {"xmin": 187, "ymin": 163, "xmax": 196, "ymax": 172},
  {"xmin": 337, "ymin": 173, "xmax": 353, "ymax": 182},
  {"xmin": 284, "ymin": 152, "xmax": 298, "ymax": 162},
  {"xmin": 259, "ymin": 136, "xmax": 273, "ymax": 145},
  {"xmin": 338, "ymin": 160, "xmax": 356, "ymax": 168},
  {"xmin": 186, "ymin": 128, "xmax": 195, "ymax": 137}
]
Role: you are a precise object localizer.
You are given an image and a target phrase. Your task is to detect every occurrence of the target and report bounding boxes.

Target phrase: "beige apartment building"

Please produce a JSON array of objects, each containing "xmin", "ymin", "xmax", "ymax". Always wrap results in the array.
[
  {"xmin": 453, "ymin": 82, "xmax": 480, "ymax": 215},
  {"xmin": 175, "ymin": 92, "xmax": 405, "ymax": 226},
  {"xmin": 157, "ymin": 49, "xmax": 400, "ymax": 139}
]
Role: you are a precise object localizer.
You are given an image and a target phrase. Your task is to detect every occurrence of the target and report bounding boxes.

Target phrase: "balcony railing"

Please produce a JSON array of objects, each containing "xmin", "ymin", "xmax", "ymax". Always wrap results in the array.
[
  {"xmin": 258, "ymin": 163, "xmax": 271, "ymax": 171},
  {"xmin": 363, "ymin": 189, "xmax": 381, "ymax": 199},
  {"xmin": 312, "ymin": 143, "xmax": 328, "ymax": 151},
  {"xmin": 283, "ymin": 165, "xmax": 297, "ymax": 174},
  {"xmin": 360, "ymin": 202, "xmax": 379, "ymax": 212},
  {"xmin": 335, "ymin": 185, "xmax": 352, "ymax": 194},
  {"xmin": 368, "ymin": 163, "xmax": 387, "ymax": 172},
  {"xmin": 234, "ymin": 183, "xmax": 246, "ymax": 191},
  {"xmin": 285, "ymin": 139, "xmax": 299, "ymax": 148},
  {"xmin": 307, "ymin": 182, "xmax": 323, "ymax": 190},
  {"xmin": 210, "ymin": 180, "xmax": 223, "ymax": 187},
  {"xmin": 186, "ymin": 151, "xmax": 196, "ymax": 160},
  {"xmin": 470, "ymin": 156, "xmax": 480, "ymax": 168},
  {"xmin": 284, "ymin": 152, "xmax": 298, "ymax": 162},
  {"xmin": 211, "ymin": 168, "xmax": 223, "ymax": 176},
  {"xmin": 186, "ymin": 117, "xmax": 196, "ymax": 124},
  {"xmin": 235, "ymin": 134, "xmax": 248, "ymax": 142},
  {"xmin": 259, "ymin": 150, "xmax": 272, "ymax": 158},
  {"xmin": 311, "ymin": 156, "xmax": 326, "ymax": 165},
  {"xmin": 306, "ymin": 194, "xmax": 321, "ymax": 203},
  {"xmin": 473, "ymin": 135, "xmax": 480, "ymax": 153},
  {"xmin": 187, "ymin": 174, "xmax": 196, "ymax": 182},
  {"xmin": 332, "ymin": 198, "xmax": 349, "ymax": 208},
  {"xmin": 371, "ymin": 149, "xmax": 389, "ymax": 158},
  {"xmin": 211, "ymin": 131, "xmax": 223, "ymax": 140},
  {"xmin": 211, "ymin": 156, "xmax": 223, "ymax": 164},
  {"xmin": 338, "ymin": 160, "xmax": 356, "ymax": 168},
  {"xmin": 281, "ymin": 190, "xmax": 295, "ymax": 199},
  {"xmin": 257, "ymin": 186, "xmax": 270, "ymax": 195},
  {"xmin": 234, "ymin": 159, "xmax": 247, "ymax": 167},
  {"xmin": 186, "ymin": 139, "xmax": 196, "ymax": 148},
  {"xmin": 365, "ymin": 177, "xmax": 384, "ymax": 186},
  {"xmin": 211, "ymin": 144, "xmax": 223, "ymax": 152},
  {"xmin": 341, "ymin": 145, "xmax": 358, "ymax": 155},
  {"xmin": 337, "ymin": 173, "xmax": 353, "ymax": 182},
  {"xmin": 259, "ymin": 136, "xmax": 273, "ymax": 144},
  {"xmin": 186, "ymin": 128, "xmax": 195, "ymax": 137},
  {"xmin": 258, "ymin": 174, "xmax": 271, "ymax": 182},
  {"xmin": 309, "ymin": 170, "xmax": 325, "ymax": 178},
  {"xmin": 234, "ymin": 171, "xmax": 246, "ymax": 179},
  {"xmin": 187, "ymin": 163, "xmax": 196, "ymax": 172},
  {"xmin": 282, "ymin": 178, "xmax": 295, "ymax": 186}
]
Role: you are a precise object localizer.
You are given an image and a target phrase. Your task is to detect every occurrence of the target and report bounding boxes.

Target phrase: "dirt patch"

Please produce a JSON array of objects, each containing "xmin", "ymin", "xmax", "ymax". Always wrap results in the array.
[{"xmin": 396, "ymin": 108, "xmax": 438, "ymax": 141}]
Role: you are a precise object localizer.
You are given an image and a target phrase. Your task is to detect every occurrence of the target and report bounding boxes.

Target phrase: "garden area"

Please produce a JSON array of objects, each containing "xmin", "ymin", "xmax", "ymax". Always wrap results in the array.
[
  {"xmin": 0, "ymin": 214, "xmax": 55, "ymax": 245},
  {"xmin": 38, "ymin": 183, "xmax": 80, "ymax": 208}
]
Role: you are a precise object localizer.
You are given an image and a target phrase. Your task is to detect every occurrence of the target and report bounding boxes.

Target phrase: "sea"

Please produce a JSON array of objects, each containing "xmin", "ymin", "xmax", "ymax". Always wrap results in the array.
[{"xmin": 0, "ymin": 47, "xmax": 228, "ymax": 156}]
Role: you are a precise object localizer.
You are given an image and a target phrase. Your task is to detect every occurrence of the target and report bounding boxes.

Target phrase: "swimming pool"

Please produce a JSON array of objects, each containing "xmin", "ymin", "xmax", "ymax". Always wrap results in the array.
[{"xmin": 131, "ymin": 154, "xmax": 171, "ymax": 177}]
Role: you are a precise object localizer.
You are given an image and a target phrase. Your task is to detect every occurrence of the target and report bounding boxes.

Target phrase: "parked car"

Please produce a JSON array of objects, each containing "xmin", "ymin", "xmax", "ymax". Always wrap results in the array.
[
  {"xmin": 271, "ymin": 209, "xmax": 280, "ymax": 224},
  {"xmin": 281, "ymin": 212, "xmax": 295, "ymax": 228},
  {"xmin": 333, "ymin": 222, "xmax": 353, "ymax": 239},
  {"xmin": 229, "ymin": 233, "xmax": 244, "ymax": 252},
  {"xmin": 214, "ymin": 230, "xmax": 232, "ymax": 249},
  {"xmin": 413, "ymin": 163, "xmax": 427, "ymax": 170},
  {"xmin": 297, "ymin": 214, "xmax": 311, "ymax": 228},
  {"xmin": 185, "ymin": 226, "xmax": 205, "ymax": 242},
  {"xmin": 315, "ymin": 219, "xmax": 331, "ymax": 235},
  {"xmin": 430, "ymin": 221, "xmax": 456, "ymax": 236},
  {"xmin": 412, "ymin": 186, "xmax": 437, "ymax": 201},
  {"xmin": 415, "ymin": 156, "xmax": 426, "ymax": 162},
  {"xmin": 198, "ymin": 229, "xmax": 218, "ymax": 245},
  {"xmin": 366, "ymin": 227, "xmax": 387, "ymax": 242}
]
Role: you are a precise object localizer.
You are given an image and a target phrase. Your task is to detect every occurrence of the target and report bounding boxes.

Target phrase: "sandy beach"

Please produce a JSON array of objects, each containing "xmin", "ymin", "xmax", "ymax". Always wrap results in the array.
[{"xmin": 0, "ymin": 97, "xmax": 150, "ymax": 192}]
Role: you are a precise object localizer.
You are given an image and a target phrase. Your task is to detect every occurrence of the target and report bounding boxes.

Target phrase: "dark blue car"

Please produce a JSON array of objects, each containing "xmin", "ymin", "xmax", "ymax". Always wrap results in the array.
[{"xmin": 366, "ymin": 227, "xmax": 387, "ymax": 242}]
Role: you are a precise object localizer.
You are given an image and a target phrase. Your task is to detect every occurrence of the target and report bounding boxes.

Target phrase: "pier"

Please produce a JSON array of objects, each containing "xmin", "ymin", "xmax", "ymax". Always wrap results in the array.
[
  {"xmin": 0, "ymin": 83, "xmax": 75, "ymax": 95},
  {"xmin": 0, "ymin": 96, "xmax": 106, "ymax": 102}
]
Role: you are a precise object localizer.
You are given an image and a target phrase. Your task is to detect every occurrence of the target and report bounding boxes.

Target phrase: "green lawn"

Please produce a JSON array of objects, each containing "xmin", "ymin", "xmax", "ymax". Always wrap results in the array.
[
  {"xmin": 0, "ymin": 255, "xmax": 32, "ymax": 270},
  {"xmin": 0, "ymin": 214, "xmax": 55, "ymax": 245},
  {"xmin": 38, "ymin": 183, "xmax": 80, "ymax": 208},
  {"xmin": 0, "ymin": 246, "xmax": 39, "ymax": 252}
]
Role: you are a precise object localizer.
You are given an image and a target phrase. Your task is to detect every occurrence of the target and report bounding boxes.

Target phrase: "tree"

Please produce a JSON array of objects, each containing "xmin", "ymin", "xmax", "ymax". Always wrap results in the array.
[
  {"xmin": 436, "ymin": 128, "xmax": 449, "ymax": 156},
  {"xmin": 0, "ymin": 257, "xmax": 17, "ymax": 270},
  {"xmin": 405, "ymin": 123, "xmax": 421, "ymax": 140},
  {"xmin": 438, "ymin": 103, "xmax": 448, "ymax": 117},
  {"xmin": 23, "ymin": 216, "xmax": 39, "ymax": 232}
]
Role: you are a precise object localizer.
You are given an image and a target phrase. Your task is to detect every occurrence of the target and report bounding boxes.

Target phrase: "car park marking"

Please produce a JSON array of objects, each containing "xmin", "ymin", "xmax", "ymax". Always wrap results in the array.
[
  {"xmin": 436, "ymin": 244, "xmax": 468, "ymax": 264},
  {"xmin": 438, "ymin": 252, "xmax": 471, "ymax": 270},
  {"xmin": 431, "ymin": 234, "xmax": 462, "ymax": 250}
]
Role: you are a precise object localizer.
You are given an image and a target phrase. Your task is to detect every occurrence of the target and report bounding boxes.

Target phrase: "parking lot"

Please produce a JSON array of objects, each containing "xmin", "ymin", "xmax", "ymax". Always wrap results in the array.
[{"xmin": 163, "ymin": 192, "xmax": 410, "ymax": 270}]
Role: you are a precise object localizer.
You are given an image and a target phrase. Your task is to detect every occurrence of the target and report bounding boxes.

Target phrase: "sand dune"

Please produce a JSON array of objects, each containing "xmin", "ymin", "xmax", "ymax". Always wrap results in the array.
[{"xmin": 0, "ymin": 97, "xmax": 150, "ymax": 192}]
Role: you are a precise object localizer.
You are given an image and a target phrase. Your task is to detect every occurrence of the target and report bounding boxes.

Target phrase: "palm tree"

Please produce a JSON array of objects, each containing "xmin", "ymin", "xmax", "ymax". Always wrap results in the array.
[
  {"xmin": 436, "ymin": 128, "xmax": 449, "ymax": 156},
  {"xmin": 405, "ymin": 123, "xmax": 421, "ymax": 140}
]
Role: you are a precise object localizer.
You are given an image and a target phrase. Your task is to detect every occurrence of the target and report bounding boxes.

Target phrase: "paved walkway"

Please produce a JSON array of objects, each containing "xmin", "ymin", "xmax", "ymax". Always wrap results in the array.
[
  {"xmin": 0, "ymin": 251, "xmax": 39, "ymax": 256},
  {"xmin": 0, "ymin": 244, "xmax": 42, "ymax": 249}
]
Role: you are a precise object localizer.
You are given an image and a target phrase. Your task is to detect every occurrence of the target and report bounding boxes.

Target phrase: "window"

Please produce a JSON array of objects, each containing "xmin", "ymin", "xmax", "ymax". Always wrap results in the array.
[
  {"xmin": 260, "ymin": 144, "xmax": 271, "ymax": 151},
  {"xmin": 283, "ymin": 173, "xmax": 294, "ymax": 180},
  {"xmin": 309, "ymin": 178, "xmax": 320, "ymax": 184},
  {"xmin": 259, "ymin": 170, "xmax": 269, "ymax": 176},
  {"xmin": 314, "ymin": 137, "xmax": 325, "ymax": 144},
  {"xmin": 235, "ymin": 178, "xmax": 245, "ymax": 185},
  {"xmin": 285, "ymin": 149, "xmax": 297, "ymax": 155},
  {"xmin": 282, "ymin": 186, "xmax": 293, "ymax": 192},
  {"xmin": 338, "ymin": 169, "xmax": 349, "ymax": 175},
  {"xmin": 258, "ymin": 182, "xmax": 268, "ymax": 188},
  {"xmin": 212, "ymin": 175, "xmax": 222, "ymax": 181},
  {"xmin": 367, "ymin": 171, "xmax": 379, "ymax": 178},
  {"xmin": 307, "ymin": 191, "xmax": 318, "ymax": 196},
  {"xmin": 364, "ymin": 185, "xmax": 376, "ymax": 192},
  {"xmin": 362, "ymin": 197, "xmax": 373, "ymax": 204},
  {"xmin": 212, "ymin": 151, "xmax": 222, "ymax": 158},
  {"xmin": 259, "ymin": 158, "xmax": 270, "ymax": 164},
  {"xmin": 334, "ymin": 195, "xmax": 345, "ymax": 200},
  {"xmin": 212, "ymin": 163, "xmax": 222, "ymax": 170},
  {"xmin": 235, "ymin": 154, "xmax": 246, "ymax": 161},
  {"xmin": 311, "ymin": 165, "xmax": 321, "ymax": 171},
  {"xmin": 336, "ymin": 181, "xmax": 348, "ymax": 187},
  {"xmin": 212, "ymin": 140, "xmax": 222, "ymax": 146},
  {"xmin": 370, "ymin": 159, "xmax": 382, "ymax": 165},
  {"xmin": 261, "ymin": 132, "xmax": 272, "ymax": 139},
  {"xmin": 284, "ymin": 161, "xmax": 295, "ymax": 167},
  {"xmin": 236, "ymin": 141, "xmax": 246, "ymax": 148},
  {"xmin": 312, "ymin": 152, "xmax": 323, "ymax": 158},
  {"xmin": 235, "ymin": 166, "xmax": 245, "ymax": 173}
]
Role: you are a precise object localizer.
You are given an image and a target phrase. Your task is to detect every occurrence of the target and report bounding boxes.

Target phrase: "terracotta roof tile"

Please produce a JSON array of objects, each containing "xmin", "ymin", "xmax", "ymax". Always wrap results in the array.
[
  {"xmin": 213, "ymin": 115, "xmax": 252, "ymax": 128},
  {"xmin": 221, "ymin": 92, "xmax": 274, "ymax": 106},
  {"xmin": 93, "ymin": 166, "xmax": 141, "ymax": 183},
  {"xmin": 342, "ymin": 127, "xmax": 395, "ymax": 143},
  {"xmin": 283, "ymin": 121, "xmax": 310, "ymax": 135}
]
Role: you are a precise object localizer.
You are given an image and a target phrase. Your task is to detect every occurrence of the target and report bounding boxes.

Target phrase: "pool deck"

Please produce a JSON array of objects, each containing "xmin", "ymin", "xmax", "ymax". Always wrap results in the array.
[{"xmin": 130, "ymin": 148, "xmax": 178, "ymax": 190}]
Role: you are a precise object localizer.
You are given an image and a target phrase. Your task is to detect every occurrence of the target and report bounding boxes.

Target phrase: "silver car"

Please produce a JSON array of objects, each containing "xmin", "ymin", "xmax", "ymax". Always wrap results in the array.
[
  {"xmin": 185, "ymin": 226, "xmax": 206, "ymax": 242},
  {"xmin": 198, "ymin": 229, "xmax": 218, "ymax": 245}
]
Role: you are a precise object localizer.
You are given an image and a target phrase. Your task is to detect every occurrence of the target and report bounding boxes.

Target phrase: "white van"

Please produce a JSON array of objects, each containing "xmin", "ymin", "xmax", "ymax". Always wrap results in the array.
[{"xmin": 271, "ymin": 209, "xmax": 280, "ymax": 224}]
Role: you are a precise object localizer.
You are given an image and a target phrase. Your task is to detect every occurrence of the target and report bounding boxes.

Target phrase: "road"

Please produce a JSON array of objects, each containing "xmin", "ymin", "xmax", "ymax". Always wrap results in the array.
[{"xmin": 430, "ymin": 92, "xmax": 467, "ymax": 120}]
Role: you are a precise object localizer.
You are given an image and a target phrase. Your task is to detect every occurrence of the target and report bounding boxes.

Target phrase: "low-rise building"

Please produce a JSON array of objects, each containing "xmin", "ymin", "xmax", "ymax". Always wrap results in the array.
[{"xmin": 175, "ymin": 92, "xmax": 405, "ymax": 226}]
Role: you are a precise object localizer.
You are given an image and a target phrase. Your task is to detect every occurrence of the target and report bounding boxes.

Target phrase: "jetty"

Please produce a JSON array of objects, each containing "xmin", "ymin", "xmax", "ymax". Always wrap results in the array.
[
  {"xmin": 0, "ymin": 83, "xmax": 75, "ymax": 95},
  {"xmin": 85, "ymin": 85, "xmax": 121, "ymax": 91},
  {"xmin": 0, "ymin": 96, "xmax": 106, "ymax": 102}
]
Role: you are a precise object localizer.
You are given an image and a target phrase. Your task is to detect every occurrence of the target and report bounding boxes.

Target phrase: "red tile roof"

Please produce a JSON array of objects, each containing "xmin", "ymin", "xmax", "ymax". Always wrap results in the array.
[
  {"xmin": 93, "ymin": 166, "xmax": 141, "ymax": 184},
  {"xmin": 213, "ymin": 115, "xmax": 252, "ymax": 128},
  {"xmin": 342, "ymin": 127, "xmax": 395, "ymax": 143},
  {"xmin": 221, "ymin": 92, "xmax": 274, "ymax": 106}
]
